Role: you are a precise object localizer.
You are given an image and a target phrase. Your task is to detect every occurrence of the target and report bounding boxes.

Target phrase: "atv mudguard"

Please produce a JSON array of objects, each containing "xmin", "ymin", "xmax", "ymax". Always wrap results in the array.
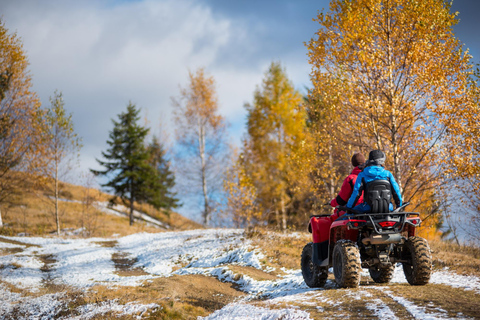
[{"xmin": 309, "ymin": 216, "xmax": 331, "ymax": 266}]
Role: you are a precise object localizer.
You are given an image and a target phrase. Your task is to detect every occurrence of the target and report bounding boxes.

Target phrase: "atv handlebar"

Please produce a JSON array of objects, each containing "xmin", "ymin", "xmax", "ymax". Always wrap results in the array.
[
  {"xmin": 336, "ymin": 206, "xmax": 363, "ymax": 215},
  {"xmin": 392, "ymin": 202, "xmax": 410, "ymax": 213}
]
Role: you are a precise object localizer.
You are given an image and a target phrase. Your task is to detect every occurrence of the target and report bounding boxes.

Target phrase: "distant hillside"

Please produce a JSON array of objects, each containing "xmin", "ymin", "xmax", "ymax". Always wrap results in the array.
[{"xmin": 0, "ymin": 179, "xmax": 202, "ymax": 237}]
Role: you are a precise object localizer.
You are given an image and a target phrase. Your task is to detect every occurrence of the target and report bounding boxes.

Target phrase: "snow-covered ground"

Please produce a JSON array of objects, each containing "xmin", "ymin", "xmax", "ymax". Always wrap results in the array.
[{"xmin": 1, "ymin": 229, "xmax": 479, "ymax": 319}]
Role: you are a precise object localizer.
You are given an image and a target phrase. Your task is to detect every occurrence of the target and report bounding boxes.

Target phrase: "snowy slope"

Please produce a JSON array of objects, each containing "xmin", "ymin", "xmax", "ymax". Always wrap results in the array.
[{"xmin": 0, "ymin": 229, "xmax": 479, "ymax": 319}]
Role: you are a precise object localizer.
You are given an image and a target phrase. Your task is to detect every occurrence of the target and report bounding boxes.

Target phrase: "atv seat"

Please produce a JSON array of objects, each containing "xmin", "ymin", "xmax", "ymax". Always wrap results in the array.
[{"xmin": 364, "ymin": 180, "xmax": 392, "ymax": 213}]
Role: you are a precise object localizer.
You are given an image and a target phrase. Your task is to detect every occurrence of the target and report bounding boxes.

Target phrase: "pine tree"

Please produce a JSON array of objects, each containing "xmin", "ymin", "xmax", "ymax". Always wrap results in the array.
[
  {"xmin": 145, "ymin": 136, "xmax": 179, "ymax": 212},
  {"xmin": 91, "ymin": 102, "xmax": 157, "ymax": 226}
]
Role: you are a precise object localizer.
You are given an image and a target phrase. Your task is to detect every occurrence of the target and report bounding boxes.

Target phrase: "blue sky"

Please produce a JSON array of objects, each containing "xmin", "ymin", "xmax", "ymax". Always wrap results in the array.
[{"xmin": 0, "ymin": 0, "xmax": 479, "ymax": 221}]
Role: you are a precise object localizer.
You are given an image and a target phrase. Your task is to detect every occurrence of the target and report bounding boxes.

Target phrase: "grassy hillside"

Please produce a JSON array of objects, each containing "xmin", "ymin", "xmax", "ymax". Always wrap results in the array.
[{"xmin": 0, "ymin": 180, "xmax": 202, "ymax": 237}]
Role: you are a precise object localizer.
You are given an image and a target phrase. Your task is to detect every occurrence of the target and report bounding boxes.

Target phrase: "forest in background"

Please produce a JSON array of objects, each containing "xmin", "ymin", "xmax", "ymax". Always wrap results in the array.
[{"xmin": 0, "ymin": 0, "xmax": 479, "ymax": 244}]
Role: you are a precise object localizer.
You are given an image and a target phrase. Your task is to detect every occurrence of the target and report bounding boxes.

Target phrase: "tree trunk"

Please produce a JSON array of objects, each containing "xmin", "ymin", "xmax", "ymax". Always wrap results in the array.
[
  {"xmin": 275, "ymin": 207, "xmax": 280, "ymax": 230},
  {"xmin": 55, "ymin": 154, "xmax": 60, "ymax": 235},
  {"xmin": 328, "ymin": 145, "xmax": 335, "ymax": 199},
  {"xmin": 386, "ymin": 6, "xmax": 402, "ymax": 192},
  {"xmin": 129, "ymin": 180, "xmax": 134, "ymax": 226},
  {"xmin": 0, "ymin": 207, "xmax": 3, "ymax": 228},
  {"xmin": 281, "ymin": 193, "xmax": 287, "ymax": 232},
  {"xmin": 198, "ymin": 120, "xmax": 209, "ymax": 226}
]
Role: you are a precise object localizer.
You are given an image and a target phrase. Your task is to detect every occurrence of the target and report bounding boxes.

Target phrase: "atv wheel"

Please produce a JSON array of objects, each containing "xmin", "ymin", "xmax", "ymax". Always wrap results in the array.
[
  {"xmin": 332, "ymin": 240, "xmax": 361, "ymax": 288},
  {"xmin": 369, "ymin": 264, "xmax": 395, "ymax": 283},
  {"xmin": 301, "ymin": 243, "xmax": 328, "ymax": 288},
  {"xmin": 402, "ymin": 236, "xmax": 432, "ymax": 285}
]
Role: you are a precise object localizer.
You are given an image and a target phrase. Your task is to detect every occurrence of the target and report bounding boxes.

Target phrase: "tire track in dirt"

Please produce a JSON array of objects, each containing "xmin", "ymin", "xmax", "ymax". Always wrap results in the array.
[{"xmin": 96, "ymin": 240, "xmax": 150, "ymax": 277}]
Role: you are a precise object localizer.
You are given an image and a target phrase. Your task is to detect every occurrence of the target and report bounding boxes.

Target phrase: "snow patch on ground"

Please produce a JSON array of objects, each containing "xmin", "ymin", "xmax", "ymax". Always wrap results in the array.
[
  {"xmin": 379, "ymin": 288, "xmax": 455, "ymax": 320},
  {"xmin": 116, "ymin": 229, "xmax": 246, "ymax": 276},
  {"xmin": 0, "ymin": 283, "xmax": 65, "ymax": 320},
  {"xmin": 0, "ymin": 281, "xmax": 161, "ymax": 320},
  {"xmin": 430, "ymin": 268, "xmax": 480, "ymax": 294},
  {"xmin": 0, "ymin": 242, "xmax": 25, "ymax": 249},
  {"xmin": 266, "ymin": 289, "xmax": 338, "ymax": 308},
  {"xmin": 200, "ymin": 303, "xmax": 312, "ymax": 320},
  {"xmin": 95, "ymin": 201, "xmax": 168, "ymax": 229},
  {"xmin": 69, "ymin": 300, "xmax": 161, "ymax": 320},
  {"xmin": 0, "ymin": 254, "xmax": 44, "ymax": 291},
  {"xmin": 365, "ymin": 298, "xmax": 399, "ymax": 320}
]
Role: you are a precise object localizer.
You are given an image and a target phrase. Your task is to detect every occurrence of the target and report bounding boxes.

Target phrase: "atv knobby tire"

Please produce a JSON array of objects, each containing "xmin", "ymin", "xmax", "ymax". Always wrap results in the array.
[
  {"xmin": 402, "ymin": 236, "xmax": 432, "ymax": 285},
  {"xmin": 332, "ymin": 240, "xmax": 361, "ymax": 288},
  {"xmin": 301, "ymin": 243, "xmax": 328, "ymax": 288},
  {"xmin": 369, "ymin": 264, "xmax": 395, "ymax": 283}
]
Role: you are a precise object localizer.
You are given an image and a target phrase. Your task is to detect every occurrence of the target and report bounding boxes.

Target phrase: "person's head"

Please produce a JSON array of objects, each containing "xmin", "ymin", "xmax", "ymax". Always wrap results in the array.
[
  {"xmin": 368, "ymin": 150, "xmax": 386, "ymax": 166},
  {"xmin": 351, "ymin": 153, "xmax": 365, "ymax": 168}
]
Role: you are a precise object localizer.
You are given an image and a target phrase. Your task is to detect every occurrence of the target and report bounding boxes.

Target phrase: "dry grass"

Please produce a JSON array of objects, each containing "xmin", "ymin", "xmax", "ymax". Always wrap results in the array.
[
  {"xmin": 228, "ymin": 265, "xmax": 278, "ymax": 282},
  {"xmin": 69, "ymin": 274, "xmax": 245, "ymax": 319},
  {"xmin": 2, "ymin": 272, "xmax": 245, "ymax": 319},
  {"xmin": 429, "ymin": 240, "xmax": 480, "ymax": 276},
  {"xmin": 0, "ymin": 180, "xmax": 201, "ymax": 237},
  {"xmin": 386, "ymin": 284, "xmax": 480, "ymax": 319},
  {"xmin": 246, "ymin": 227, "xmax": 311, "ymax": 273}
]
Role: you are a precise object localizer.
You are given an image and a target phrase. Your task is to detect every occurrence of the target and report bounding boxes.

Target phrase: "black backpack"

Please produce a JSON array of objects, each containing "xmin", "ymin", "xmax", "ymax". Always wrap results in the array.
[{"xmin": 364, "ymin": 179, "xmax": 392, "ymax": 213}]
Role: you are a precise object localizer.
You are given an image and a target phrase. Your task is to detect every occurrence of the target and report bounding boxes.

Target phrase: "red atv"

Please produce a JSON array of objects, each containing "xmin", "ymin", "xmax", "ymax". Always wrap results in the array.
[{"xmin": 301, "ymin": 180, "xmax": 432, "ymax": 288}]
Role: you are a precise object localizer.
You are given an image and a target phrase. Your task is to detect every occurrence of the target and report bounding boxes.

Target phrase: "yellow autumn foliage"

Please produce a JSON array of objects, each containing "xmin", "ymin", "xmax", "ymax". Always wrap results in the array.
[{"xmin": 307, "ymin": 0, "xmax": 476, "ymax": 237}]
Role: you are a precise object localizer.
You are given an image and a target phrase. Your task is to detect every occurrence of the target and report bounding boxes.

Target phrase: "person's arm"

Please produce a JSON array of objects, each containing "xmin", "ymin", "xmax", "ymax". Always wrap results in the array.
[
  {"xmin": 347, "ymin": 173, "xmax": 363, "ymax": 208},
  {"xmin": 388, "ymin": 172, "xmax": 403, "ymax": 207},
  {"xmin": 330, "ymin": 176, "xmax": 353, "ymax": 207}
]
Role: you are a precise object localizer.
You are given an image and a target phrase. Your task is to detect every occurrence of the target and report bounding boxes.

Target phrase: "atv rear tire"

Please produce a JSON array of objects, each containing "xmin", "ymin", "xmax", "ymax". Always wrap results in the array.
[
  {"xmin": 332, "ymin": 240, "xmax": 361, "ymax": 288},
  {"xmin": 301, "ymin": 243, "xmax": 328, "ymax": 288},
  {"xmin": 402, "ymin": 236, "xmax": 432, "ymax": 285},
  {"xmin": 369, "ymin": 264, "xmax": 395, "ymax": 283}
]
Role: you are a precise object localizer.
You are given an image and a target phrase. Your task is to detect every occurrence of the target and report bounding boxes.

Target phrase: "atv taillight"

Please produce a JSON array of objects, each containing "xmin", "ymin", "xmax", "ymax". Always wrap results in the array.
[
  {"xmin": 346, "ymin": 219, "xmax": 367, "ymax": 229},
  {"xmin": 378, "ymin": 221, "xmax": 396, "ymax": 228},
  {"xmin": 407, "ymin": 218, "xmax": 421, "ymax": 226}
]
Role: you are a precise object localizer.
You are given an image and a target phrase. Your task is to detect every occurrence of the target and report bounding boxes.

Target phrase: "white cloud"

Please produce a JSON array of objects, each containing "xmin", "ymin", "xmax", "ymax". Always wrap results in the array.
[
  {"xmin": 0, "ymin": 0, "xmax": 315, "ymax": 218},
  {"xmin": 1, "ymin": 0, "xmax": 245, "ymax": 167}
]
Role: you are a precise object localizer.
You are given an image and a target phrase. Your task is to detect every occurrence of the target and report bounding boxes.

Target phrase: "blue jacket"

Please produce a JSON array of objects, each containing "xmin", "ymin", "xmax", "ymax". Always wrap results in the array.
[{"xmin": 346, "ymin": 164, "xmax": 402, "ymax": 209}]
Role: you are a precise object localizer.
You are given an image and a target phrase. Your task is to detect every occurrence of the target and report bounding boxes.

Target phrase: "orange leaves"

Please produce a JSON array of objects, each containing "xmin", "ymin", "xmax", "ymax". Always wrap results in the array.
[
  {"xmin": 307, "ymin": 0, "xmax": 477, "ymax": 231},
  {"xmin": 175, "ymin": 68, "xmax": 223, "ymax": 132},
  {"xmin": 173, "ymin": 68, "xmax": 229, "ymax": 225},
  {"xmin": 0, "ymin": 19, "xmax": 44, "ymax": 182}
]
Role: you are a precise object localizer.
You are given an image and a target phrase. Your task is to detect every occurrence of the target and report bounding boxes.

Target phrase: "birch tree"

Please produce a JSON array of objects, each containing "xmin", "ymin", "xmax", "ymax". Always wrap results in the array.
[
  {"xmin": 173, "ymin": 68, "xmax": 229, "ymax": 226},
  {"xmin": 42, "ymin": 91, "xmax": 81, "ymax": 235}
]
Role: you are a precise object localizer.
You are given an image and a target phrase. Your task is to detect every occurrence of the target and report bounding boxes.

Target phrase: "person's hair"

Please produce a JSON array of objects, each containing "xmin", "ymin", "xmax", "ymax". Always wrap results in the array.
[
  {"xmin": 351, "ymin": 153, "xmax": 365, "ymax": 167},
  {"xmin": 368, "ymin": 150, "xmax": 386, "ymax": 166}
]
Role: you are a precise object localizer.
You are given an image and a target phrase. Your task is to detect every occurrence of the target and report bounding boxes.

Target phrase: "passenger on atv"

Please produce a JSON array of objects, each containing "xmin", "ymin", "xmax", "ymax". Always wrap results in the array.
[
  {"xmin": 346, "ymin": 149, "xmax": 402, "ymax": 213},
  {"xmin": 329, "ymin": 152, "xmax": 365, "ymax": 220}
]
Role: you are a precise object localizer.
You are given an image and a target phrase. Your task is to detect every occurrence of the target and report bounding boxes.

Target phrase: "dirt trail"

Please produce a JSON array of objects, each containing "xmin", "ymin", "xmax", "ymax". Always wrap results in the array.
[{"xmin": 1, "ymin": 229, "xmax": 479, "ymax": 319}]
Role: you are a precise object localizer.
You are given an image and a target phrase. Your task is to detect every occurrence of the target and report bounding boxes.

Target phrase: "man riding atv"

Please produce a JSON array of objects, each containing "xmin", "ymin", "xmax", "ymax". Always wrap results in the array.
[
  {"xmin": 347, "ymin": 150, "xmax": 402, "ymax": 213},
  {"xmin": 302, "ymin": 149, "xmax": 432, "ymax": 288}
]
